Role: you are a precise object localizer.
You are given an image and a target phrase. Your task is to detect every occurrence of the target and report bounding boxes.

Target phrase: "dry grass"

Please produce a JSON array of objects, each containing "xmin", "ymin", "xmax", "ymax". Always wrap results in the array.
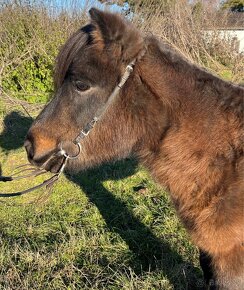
[{"xmin": 131, "ymin": 0, "xmax": 244, "ymax": 84}]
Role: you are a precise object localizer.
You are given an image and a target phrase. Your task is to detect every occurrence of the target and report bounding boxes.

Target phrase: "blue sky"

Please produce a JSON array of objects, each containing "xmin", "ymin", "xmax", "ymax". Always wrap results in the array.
[
  {"xmin": 39, "ymin": 0, "xmax": 224, "ymax": 14},
  {"xmin": 46, "ymin": 0, "xmax": 125, "ymax": 12}
]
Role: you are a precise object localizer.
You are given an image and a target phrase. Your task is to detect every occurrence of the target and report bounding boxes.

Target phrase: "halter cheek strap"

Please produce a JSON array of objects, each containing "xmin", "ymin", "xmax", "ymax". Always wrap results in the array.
[{"xmin": 58, "ymin": 60, "xmax": 136, "ymax": 160}]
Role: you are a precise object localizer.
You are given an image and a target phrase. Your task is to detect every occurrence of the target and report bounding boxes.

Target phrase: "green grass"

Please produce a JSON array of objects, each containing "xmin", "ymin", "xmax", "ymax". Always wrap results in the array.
[{"xmin": 0, "ymin": 103, "xmax": 204, "ymax": 289}]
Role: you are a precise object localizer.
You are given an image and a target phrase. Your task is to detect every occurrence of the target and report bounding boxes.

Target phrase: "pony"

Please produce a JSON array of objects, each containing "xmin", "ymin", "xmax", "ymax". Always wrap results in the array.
[{"xmin": 24, "ymin": 8, "xmax": 244, "ymax": 289}]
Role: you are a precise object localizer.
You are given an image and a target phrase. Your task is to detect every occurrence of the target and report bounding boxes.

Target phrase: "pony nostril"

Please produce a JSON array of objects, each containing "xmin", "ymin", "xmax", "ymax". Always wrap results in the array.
[{"xmin": 24, "ymin": 139, "xmax": 34, "ymax": 160}]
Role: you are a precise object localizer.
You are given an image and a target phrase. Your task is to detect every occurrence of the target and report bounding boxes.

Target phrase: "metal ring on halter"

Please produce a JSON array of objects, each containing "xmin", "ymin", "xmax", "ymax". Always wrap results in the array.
[{"xmin": 59, "ymin": 142, "xmax": 81, "ymax": 160}]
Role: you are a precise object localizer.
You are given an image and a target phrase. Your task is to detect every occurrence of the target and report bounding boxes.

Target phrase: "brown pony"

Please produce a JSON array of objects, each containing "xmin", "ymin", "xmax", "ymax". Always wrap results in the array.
[{"xmin": 24, "ymin": 8, "xmax": 244, "ymax": 289}]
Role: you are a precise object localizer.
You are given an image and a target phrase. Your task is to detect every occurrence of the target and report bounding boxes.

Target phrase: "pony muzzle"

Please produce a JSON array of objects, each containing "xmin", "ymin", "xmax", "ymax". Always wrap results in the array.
[{"xmin": 25, "ymin": 130, "xmax": 58, "ymax": 165}]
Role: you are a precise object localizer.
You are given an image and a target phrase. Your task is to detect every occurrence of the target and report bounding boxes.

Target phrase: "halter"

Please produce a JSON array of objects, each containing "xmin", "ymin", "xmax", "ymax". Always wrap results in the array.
[
  {"xmin": 0, "ymin": 57, "xmax": 140, "ymax": 198},
  {"xmin": 59, "ymin": 60, "xmax": 135, "ymax": 159}
]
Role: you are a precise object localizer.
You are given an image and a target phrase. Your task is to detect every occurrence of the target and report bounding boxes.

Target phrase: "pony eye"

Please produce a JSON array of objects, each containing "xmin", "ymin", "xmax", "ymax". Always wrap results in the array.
[{"xmin": 75, "ymin": 81, "xmax": 90, "ymax": 92}]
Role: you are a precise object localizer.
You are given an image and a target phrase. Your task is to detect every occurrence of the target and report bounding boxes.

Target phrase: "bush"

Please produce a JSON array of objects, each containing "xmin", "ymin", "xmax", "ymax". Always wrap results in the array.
[
  {"xmin": 2, "ymin": 55, "xmax": 53, "ymax": 103},
  {"xmin": 0, "ymin": 0, "xmax": 87, "ymax": 103},
  {"xmin": 129, "ymin": 0, "xmax": 244, "ymax": 83}
]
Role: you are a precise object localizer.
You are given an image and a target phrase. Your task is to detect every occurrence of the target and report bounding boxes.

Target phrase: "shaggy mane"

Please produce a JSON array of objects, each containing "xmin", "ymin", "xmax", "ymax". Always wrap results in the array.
[
  {"xmin": 152, "ymin": 36, "xmax": 244, "ymax": 116},
  {"xmin": 54, "ymin": 25, "xmax": 94, "ymax": 89}
]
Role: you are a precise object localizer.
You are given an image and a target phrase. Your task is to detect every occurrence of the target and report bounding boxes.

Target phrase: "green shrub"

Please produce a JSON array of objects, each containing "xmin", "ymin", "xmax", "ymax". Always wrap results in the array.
[
  {"xmin": 2, "ymin": 55, "xmax": 53, "ymax": 103},
  {"xmin": 0, "ymin": 1, "xmax": 86, "ymax": 104}
]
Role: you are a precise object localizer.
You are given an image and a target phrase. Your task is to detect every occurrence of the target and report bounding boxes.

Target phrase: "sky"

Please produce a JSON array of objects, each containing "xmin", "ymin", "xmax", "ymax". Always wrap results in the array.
[
  {"xmin": 40, "ymin": 0, "xmax": 226, "ymax": 14},
  {"xmin": 45, "ymin": 0, "xmax": 125, "ymax": 12},
  {"xmin": 7, "ymin": 0, "xmax": 225, "ymax": 14}
]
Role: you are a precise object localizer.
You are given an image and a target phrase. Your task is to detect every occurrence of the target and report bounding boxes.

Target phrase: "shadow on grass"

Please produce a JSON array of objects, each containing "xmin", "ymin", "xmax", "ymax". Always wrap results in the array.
[
  {"xmin": 66, "ymin": 160, "xmax": 203, "ymax": 289},
  {"xmin": 0, "ymin": 111, "xmax": 33, "ymax": 152},
  {"xmin": 0, "ymin": 111, "xmax": 203, "ymax": 289}
]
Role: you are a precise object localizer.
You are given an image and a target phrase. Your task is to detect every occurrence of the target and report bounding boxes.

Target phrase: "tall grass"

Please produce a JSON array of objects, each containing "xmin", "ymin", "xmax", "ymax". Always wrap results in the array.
[{"xmin": 131, "ymin": 0, "xmax": 244, "ymax": 83}]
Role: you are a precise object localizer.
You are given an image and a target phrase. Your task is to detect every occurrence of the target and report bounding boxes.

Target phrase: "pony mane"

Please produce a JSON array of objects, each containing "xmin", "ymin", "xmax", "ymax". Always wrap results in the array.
[
  {"xmin": 54, "ymin": 25, "xmax": 94, "ymax": 89},
  {"xmin": 151, "ymin": 36, "xmax": 244, "ymax": 116}
]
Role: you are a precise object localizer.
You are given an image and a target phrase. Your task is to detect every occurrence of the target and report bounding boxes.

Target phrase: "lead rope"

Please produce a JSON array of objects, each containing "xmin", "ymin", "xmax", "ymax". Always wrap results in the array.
[{"xmin": 0, "ymin": 50, "xmax": 145, "ymax": 198}]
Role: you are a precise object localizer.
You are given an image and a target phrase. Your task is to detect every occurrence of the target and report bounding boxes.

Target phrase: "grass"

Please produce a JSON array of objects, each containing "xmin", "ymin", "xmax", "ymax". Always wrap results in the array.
[{"xmin": 0, "ymin": 102, "xmax": 204, "ymax": 289}]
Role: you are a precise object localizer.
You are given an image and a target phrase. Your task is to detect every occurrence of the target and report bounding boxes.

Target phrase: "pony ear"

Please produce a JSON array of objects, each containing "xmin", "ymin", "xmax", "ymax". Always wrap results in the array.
[{"xmin": 89, "ymin": 8, "xmax": 143, "ymax": 62}]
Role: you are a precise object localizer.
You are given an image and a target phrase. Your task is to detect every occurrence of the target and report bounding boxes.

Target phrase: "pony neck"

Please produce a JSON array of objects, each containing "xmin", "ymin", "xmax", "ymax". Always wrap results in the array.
[
  {"xmin": 136, "ymin": 36, "xmax": 243, "ymax": 175},
  {"xmin": 139, "ymin": 36, "xmax": 243, "ymax": 121}
]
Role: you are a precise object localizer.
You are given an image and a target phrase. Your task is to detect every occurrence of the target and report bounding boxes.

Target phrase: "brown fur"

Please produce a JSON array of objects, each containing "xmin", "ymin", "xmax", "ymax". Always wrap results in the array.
[{"xmin": 25, "ymin": 8, "xmax": 244, "ymax": 289}]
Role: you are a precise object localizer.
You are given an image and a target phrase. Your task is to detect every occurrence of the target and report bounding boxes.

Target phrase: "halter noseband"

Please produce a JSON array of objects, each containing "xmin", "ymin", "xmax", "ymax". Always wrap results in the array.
[{"xmin": 0, "ymin": 56, "xmax": 140, "ymax": 198}]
